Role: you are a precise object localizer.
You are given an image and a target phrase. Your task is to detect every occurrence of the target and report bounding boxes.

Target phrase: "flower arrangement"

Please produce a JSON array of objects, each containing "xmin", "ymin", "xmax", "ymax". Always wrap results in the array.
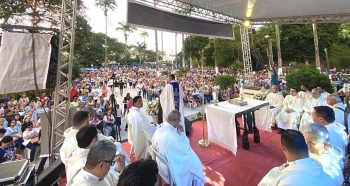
[
  {"xmin": 253, "ymin": 88, "xmax": 271, "ymax": 101},
  {"xmin": 146, "ymin": 98, "xmax": 160, "ymax": 116}
]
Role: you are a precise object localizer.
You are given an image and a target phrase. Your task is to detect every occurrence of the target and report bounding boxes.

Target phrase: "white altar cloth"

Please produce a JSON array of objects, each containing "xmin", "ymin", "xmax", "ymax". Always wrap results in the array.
[{"xmin": 205, "ymin": 99, "xmax": 271, "ymax": 155}]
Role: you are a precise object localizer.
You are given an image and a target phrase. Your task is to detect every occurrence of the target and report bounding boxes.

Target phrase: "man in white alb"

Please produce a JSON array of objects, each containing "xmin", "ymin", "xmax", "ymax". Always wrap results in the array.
[
  {"xmin": 327, "ymin": 95, "xmax": 346, "ymax": 126},
  {"xmin": 127, "ymin": 96, "xmax": 158, "ymax": 160},
  {"xmin": 160, "ymin": 74, "xmax": 185, "ymax": 129},
  {"xmin": 265, "ymin": 85, "xmax": 284, "ymax": 127},
  {"xmin": 69, "ymin": 140, "xmax": 124, "ymax": 186},
  {"xmin": 299, "ymin": 88, "xmax": 327, "ymax": 131},
  {"xmin": 317, "ymin": 86, "xmax": 330, "ymax": 97},
  {"xmin": 152, "ymin": 110, "xmax": 206, "ymax": 186},
  {"xmin": 312, "ymin": 106, "xmax": 348, "ymax": 155},
  {"xmin": 275, "ymin": 88, "xmax": 304, "ymax": 133},
  {"xmin": 301, "ymin": 123, "xmax": 344, "ymax": 185},
  {"xmin": 258, "ymin": 130, "xmax": 335, "ymax": 186},
  {"xmin": 297, "ymin": 85, "xmax": 312, "ymax": 101}
]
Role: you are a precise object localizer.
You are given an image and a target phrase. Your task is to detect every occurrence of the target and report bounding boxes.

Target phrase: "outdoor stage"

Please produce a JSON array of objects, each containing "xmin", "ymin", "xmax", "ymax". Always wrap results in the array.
[{"xmin": 121, "ymin": 119, "xmax": 286, "ymax": 186}]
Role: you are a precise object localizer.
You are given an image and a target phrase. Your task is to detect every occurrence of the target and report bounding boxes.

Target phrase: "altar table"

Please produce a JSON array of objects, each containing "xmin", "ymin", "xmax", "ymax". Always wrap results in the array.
[{"xmin": 205, "ymin": 99, "xmax": 271, "ymax": 155}]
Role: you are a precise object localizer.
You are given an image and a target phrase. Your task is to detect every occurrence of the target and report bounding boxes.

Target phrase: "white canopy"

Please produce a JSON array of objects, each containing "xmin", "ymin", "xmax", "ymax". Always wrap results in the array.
[{"xmin": 165, "ymin": 0, "xmax": 350, "ymax": 24}]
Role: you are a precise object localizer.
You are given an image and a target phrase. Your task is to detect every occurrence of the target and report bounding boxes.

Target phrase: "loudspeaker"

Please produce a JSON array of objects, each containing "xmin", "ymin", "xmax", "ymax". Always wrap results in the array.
[
  {"xmin": 250, "ymin": 48, "xmax": 264, "ymax": 71},
  {"xmin": 46, "ymin": 35, "xmax": 59, "ymax": 88},
  {"xmin": 185, "ymin": 115, "xmax": 195, "ymax": 135}
]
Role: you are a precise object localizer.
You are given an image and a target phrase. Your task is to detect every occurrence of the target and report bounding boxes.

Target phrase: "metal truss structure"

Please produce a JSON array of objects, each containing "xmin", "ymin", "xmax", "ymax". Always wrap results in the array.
[
  {"xmin": 142, "ymin": 0, "xmax": 350, "ymax": 25},
  {"xmin": 141, "ymin": 0, "xmax": 241, "ymax": 23},
  {"xmin": 251, "ymin": 14, "xmax": 350, "ymax": 25},
  {"xmin": 51, "ymin": 0, "xmax": 77, "ymax": 161},
  {"xmin": 240, "ymin": 27, "xmax": 253, "ymax": 81}
]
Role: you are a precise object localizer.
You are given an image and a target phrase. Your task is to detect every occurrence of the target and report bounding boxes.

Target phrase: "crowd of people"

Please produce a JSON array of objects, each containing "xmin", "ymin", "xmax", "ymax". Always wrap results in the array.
[{"xmin": 2, "ymin": 63, "xmax": 350, "ymax": 185}]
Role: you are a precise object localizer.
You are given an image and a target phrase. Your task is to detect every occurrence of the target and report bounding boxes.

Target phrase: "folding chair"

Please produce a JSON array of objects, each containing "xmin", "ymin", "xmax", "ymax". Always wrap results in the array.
[
  {"xmin": 143, "ymin": 129, "xmax": 155, "ymax": 160},
  {"xmin": 150, "ymin": 145, "xmax": 174, "ymax": 186}
]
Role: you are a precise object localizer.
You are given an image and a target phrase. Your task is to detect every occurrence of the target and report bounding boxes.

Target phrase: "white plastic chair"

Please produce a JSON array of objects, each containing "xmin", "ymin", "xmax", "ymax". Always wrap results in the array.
[
  {"xmin": 143, "ymin": 129, "xmax": 155, "ymax": 160},
  {"xmin": 150, "ymin": 145, "xmax": 174, "ymax": 186}
]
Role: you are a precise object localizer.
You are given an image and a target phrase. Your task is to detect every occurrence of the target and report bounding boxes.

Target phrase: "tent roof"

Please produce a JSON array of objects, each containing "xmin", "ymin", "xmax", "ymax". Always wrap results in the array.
[{"xmin": 172, "ymin": 0, "xmax": 350, "ymax": 24}]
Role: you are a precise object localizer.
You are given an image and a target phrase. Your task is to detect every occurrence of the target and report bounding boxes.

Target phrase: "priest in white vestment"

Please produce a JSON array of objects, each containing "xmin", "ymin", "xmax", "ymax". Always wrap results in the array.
[
  {"xmin": 127, "ymin": 96, "xmax": 158, "ymax": 160},
  {"xmin": 60, "ymin": 111, "xmax": 90, "ymax": 165},
  {"xmin": 66, "ymin": 125, "xmax": 129, "ymax": 185},
  {"xmin": 301, "ymin": 123, "xmax": 344, "ymax": 186},
  {"xmin": 265, "ymin": 85, "xmax": 284, "ymax": 127},
  {"xmin": 299, "ymin": 89, "xmax": 327, "ymax": 131},
  {"xmin": 312, "ymin": 106, "xmax": 348, "ymax": 155},
  {"xmin": 258, "ymin": 130, "xmax": 335, "ymax": 186},
  {"xmin": 327, "ymin": 95, "xmax": 346, "ymax": 127},
  {"xmin": 60, "ymin": 111, "xmax": 127, "ymax": 167},
  {"xmin": 297, "ymin": 85, "xmax": 312, "ymax": 101},
  {"xmin": 160, "ymin": 74, "xmax": 185, "ymax": 129},
  {"xmin": 212, "ymin": 83, "xmax": 220, "ymax": 101},
  {"xmin": 317, "ymin": 86, "xmax": 331, "ymax": 98},
  {"xmin": 70, "ymin": 140, "xmax": 123, "ymax": 186},
  {"xmin": 152, "ymin": 110, "xmax": 206, "ymax": 186},
  {"xmin": 275, "ymin": 88, "xmax": 304, "ymax": 133}
]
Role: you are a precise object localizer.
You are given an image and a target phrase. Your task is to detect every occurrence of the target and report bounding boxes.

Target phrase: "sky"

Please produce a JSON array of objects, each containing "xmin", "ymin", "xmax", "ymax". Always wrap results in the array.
[{"xmin": 85, "ymin": 0, "xmax": 184, "ymax": 58}]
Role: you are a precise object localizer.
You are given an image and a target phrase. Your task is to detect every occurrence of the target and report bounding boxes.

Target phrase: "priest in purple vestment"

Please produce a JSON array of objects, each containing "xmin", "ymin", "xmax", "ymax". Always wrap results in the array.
[{"xmin": 160, "ymin": 74, "xmax": 185, "ymax": 130}]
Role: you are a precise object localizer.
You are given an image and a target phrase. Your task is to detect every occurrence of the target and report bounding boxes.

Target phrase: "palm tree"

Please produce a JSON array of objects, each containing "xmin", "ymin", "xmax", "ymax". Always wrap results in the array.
[
  {"xmin": 139, "ymin": 31, "xmax": 149, "ymax": 63},
  {"xmin": 133, "ymin": 42, "xmax": 146, "ymax": 65},
  {"xmin": 95, "ymin": 0, "xmax": 117, "ymax": 66},
  {"xmin": 116, "ymin": 21, "xmax": 137, "ymax": 64}
]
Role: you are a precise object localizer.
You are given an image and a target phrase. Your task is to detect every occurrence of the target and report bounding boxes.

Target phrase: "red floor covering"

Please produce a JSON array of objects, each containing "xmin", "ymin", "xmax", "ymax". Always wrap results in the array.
[{"xmin": 122, "ymin": 119, "xmax": 286, "ymax": 186}]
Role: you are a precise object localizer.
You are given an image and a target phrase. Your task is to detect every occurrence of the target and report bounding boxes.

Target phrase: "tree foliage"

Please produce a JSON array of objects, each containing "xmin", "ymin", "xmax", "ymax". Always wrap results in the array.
[
  {"xmin": 328, "ymin": 44, "xmax": 350, "ymax": 68},
  {"xmin": 216, "ymin": 75, "xmax": 236, "ymax": 90},
  {"xmin": 184, "ymin": 36, "xmax": 209, "ymax": 61},
  {"xmin": 286, "ymin": 67, "xmax": 333, "ymax": 93}
]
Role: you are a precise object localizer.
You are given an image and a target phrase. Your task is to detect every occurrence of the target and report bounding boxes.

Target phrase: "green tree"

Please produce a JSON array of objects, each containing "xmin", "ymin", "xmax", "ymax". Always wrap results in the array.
[
  {"xmin": 253, "ymin": 24, "xmax": 341, "ymax": 65},
  {"xmin": 286, "ymin": 67, "xmax": 333, "ymax": 93},
  {"xmin": 328, "ymin": 44, "xmax": 350, "ymax": 68},
  {"xmin": 140, "ymin": 31, "xmax": 149, "ymax": 63},
  {"xmin": 184, "ymin": 36, "xmax": 209, "ymax": 61},
  {"xmin": 215, "ymin": 75, "xmax": 236, "ymax": 90},
  {"xmin": 116, "ymin": 21, "xmax": 137, "ymax": 64},
  {"xmin": 132, "ymin": 42, "xmax": 146, "ymax": 65},
  {"xmin": 95, "ymin": 0, "xmax": 117, "ymax": 65}
]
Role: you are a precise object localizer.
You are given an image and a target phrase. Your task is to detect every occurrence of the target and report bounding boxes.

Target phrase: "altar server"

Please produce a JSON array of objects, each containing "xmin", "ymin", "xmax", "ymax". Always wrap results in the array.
[
  {"xmin": 275, "ymin": 88, "xmax": 304, "ymax": 133},
  {"xmin": 265, "ymin": 85, "xmax": 284, "ymax": 127},
  {"xmin": 152, "ymin": 110, "xmax": 206, "ymax": 186},
  {"xmin": 127, "ymin": 96, "xmax": 157, "ymax": 160},
  {"xmin": 299, "ymin": 89, "xmax": 327, "ymax": 131},
  {"xmin": 312, "ymin": 106, "xmax": 348, "ymax": 155},
  {"xmin": 302, "ymin": 123, "xmax": 344, "ymax": 185},
  {"xmin": 160, "ymin": 74, "xmax": 185, "ymax": 129},
  {"xmin": 258, "ymin": 130, "xmax": 335, "ymax": 186}
]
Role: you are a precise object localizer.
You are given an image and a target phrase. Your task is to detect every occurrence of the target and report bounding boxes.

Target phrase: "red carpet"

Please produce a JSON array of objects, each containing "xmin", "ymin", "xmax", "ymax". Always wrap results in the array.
[{"xmin": 122, "ymin": 119, "xmax": 286, "ymax": 186}]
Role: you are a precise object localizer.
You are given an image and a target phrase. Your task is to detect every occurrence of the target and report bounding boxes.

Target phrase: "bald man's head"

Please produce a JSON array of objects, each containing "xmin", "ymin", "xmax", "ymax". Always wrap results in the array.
[{"xmin": 311, "ymin": 88, "xmax": 320, "ymax": 99}]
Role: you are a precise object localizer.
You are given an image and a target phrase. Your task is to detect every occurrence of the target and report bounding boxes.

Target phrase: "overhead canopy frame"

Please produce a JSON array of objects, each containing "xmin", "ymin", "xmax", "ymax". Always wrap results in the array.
[{"xmin": 144, "ymin": 0, "xmax": 350, "ymax": 24}]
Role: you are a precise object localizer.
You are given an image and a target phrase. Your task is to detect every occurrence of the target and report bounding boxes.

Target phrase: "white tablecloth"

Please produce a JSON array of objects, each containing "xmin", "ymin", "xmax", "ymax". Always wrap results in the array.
[{"xmin": 205, "ymin": 99, "xmax": 271, "ymax": 155}]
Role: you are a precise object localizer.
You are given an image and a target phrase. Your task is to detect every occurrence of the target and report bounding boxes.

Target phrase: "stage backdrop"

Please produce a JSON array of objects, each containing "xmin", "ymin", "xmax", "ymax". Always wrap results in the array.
[{"xmin": 127, "ymin": 0, "xmax": 234, "ymax": 39}]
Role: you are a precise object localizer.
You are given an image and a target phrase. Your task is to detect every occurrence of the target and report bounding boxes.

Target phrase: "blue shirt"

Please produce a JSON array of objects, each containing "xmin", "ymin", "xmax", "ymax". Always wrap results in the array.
[{"xmin": 0, "ymin": 146, "xmax": 15, "ymax": 163}]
